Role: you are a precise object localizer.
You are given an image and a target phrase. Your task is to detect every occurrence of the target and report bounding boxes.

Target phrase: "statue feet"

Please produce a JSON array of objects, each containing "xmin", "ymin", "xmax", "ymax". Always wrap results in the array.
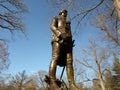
[
  {"xmin": 45, "ymin": 75, "xmax": 63, "ymax": 90},
  {"xmin": 50, "ymin": 81, "xmax": 60, "ymax": 90},
  {"xmin": 69, "ymin": 83, "xmax": 80, "ymax": 90}
]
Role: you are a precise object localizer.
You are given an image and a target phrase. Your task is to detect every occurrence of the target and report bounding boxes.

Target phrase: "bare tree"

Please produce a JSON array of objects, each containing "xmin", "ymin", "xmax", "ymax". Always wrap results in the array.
[
  {"xmin": 31, "ymin": 70, "xmax": 48, "ymax": 89},
  {"xmin": 0, "ymin": 0, "xmax": 28, "ymax": 33},
  {"xmin": 75, "ymin": 41, "xmax": 111, "ymax": 90},
  {"xmin": 0, "ymin": 41, "xmax": 9, "ymax": 73},
  {"xmin": 9, "ymin": 70, "xmax": 32, "ymax": 90},
  {"xmin": 0, "ymin": 0, "xmax": 27, "ymax": 74},
  {"xmin": 73, "ymin": 60, "xmax": 85, "ymax": 82},
  {"xmin": 92, "ymin": 2, "xmax": 120, "ymax": 46}
]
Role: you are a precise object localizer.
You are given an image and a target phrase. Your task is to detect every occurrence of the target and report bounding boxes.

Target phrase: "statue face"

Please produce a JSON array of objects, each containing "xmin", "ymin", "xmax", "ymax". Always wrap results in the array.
[{"xmin": 60, "ymin": 12, "xmax": 67, "ymax": 17}]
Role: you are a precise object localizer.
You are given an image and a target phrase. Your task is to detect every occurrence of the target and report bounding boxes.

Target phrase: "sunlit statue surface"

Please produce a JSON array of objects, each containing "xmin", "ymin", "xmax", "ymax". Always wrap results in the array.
[{"xmin": 48, "ymin": 9, "xmax": 79, "ymax": 90}]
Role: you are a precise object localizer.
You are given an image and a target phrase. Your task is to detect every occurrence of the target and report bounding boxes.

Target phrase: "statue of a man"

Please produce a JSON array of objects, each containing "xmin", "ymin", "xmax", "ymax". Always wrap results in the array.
[{"xmin": 49, "ymin": 9, "xmax": 79, "ymax": 90}]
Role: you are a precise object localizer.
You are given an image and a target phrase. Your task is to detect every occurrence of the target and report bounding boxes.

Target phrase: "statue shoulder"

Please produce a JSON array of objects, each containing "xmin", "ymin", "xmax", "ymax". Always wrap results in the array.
[
  {"xmin": 66, "ymin": 18, "xmax": 71, "ymax": 24},
  {"xmin": 52, "ymin": 16, "xmax": 58, "ymax": 20},
  {"xmin": 51, "ymin": 16, "xmax": 58, "ymax": 24}
]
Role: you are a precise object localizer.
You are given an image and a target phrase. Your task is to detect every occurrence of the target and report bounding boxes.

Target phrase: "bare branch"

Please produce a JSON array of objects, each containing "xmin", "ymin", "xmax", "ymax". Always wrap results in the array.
[
  {"xmin": 71, "ymin": 0, "xmax": 104, "ymax": 20},
  {"xmin": 0, "ymin": 3, "xmax": 13, "ymax": 13},
  {"xmin": 113, "ymin": 0, "xmax": 120, "ymax": 19},
  {"xmin": 0, "ymin": 0, "xmax": 27, "ymax": 34},
  {"xmin": 73, "ymin": 12, "xmax": 88, "ymax": 34},
  {"xmin": 74, "ymin": 58, "xmax": 97, "ymax": 73},
  {"xmin": 95, "ymin": 16, "xmax": 120, "ymax": 45},
  {"xmin": 0, "ymin": 41, "xmax": 9, "ymax": 73}
]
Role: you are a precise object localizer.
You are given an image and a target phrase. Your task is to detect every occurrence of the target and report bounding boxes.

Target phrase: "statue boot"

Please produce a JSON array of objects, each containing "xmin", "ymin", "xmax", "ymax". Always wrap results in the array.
[
  {"xmin": 49, "ymin": 58, "xmax": 60, "ymax": 90},
  {"xmin": 49, "ymin": 79, "xmax": 60, "ymax": 90},
  {"xmin": 66, "ymin": 60, "xmax": 79, "ymax": 90},
  {"xmin": 49, "ymin": 67, "xmax": 60, "ymax": 90}
]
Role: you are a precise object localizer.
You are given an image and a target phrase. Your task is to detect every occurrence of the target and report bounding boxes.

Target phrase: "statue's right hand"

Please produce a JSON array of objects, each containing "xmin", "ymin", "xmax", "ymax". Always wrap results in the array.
[{"xmin": 60, "ymin": 33, "xmax": 67, "ymax": 39}]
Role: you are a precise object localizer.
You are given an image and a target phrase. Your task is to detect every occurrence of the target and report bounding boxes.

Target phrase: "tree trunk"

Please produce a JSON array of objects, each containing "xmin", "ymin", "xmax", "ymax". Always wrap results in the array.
[
  {"xmin": 99, "ymin": 78, "xmax": 106, "ymax": 90},
  {"xmin": 113, "ymin": 0, "xmax": 120, "ymax": 19},
  {"xmin": 97, "ymin": 72, "xmax": 106, "ymax": 90}
]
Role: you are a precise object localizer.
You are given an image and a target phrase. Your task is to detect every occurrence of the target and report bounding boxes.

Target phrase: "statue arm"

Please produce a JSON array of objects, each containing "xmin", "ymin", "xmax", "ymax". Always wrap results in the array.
[{"xmin": 50, "ymin": 17, "xmax": 61, "ymax": 37}]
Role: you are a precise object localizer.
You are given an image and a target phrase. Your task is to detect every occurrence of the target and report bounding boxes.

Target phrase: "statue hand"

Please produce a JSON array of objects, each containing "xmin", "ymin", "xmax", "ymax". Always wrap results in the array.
[
  {"xmin": 60, "ymin": 33, "xmax": 67, "ymax": 39},
  {"xmin": 58, "ymin": 33, "xmax": 67, "ymax": 43}
]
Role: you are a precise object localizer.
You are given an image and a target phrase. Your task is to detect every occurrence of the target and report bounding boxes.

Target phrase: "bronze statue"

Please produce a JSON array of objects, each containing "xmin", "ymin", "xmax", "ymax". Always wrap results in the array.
[{"xmin": 49, "ymin": 9, "xmax": 79, "ymax": 90}]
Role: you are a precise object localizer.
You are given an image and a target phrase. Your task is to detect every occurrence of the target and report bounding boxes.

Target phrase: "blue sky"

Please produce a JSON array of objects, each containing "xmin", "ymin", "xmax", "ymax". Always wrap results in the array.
[
  {"xmin": 8, "ymin": 0, "xmax": 52, "ymax": 74},
  {"xmin": 4, "ymin": 0, "xmax": 100, "ymax": 75}
]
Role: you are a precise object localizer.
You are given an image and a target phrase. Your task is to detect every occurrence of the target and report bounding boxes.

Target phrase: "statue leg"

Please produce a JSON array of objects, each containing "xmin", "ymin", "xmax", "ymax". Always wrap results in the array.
[
  {"xmin": 49, "ymin": 42, "xmax": 61, "ymax": 90},
  {"xmin": 66, "ymin": 53, "xmax": 79, "ymax": 90}
]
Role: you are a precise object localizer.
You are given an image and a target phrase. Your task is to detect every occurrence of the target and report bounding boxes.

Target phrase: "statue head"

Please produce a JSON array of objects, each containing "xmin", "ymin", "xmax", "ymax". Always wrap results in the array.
[{"xmin": 59, "ymin": 9, "xmax": 67, "ymax": 17}]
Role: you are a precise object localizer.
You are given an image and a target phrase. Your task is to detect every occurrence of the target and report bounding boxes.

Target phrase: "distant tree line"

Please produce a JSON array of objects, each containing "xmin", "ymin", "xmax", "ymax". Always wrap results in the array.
[{"xmin": 0, "ymin": 55, "xmax": 120, "ymax": 90}]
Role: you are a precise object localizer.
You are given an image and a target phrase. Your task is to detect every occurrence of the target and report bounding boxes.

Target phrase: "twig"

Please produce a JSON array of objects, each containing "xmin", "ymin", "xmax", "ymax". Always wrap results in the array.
[{"xmin": 71, "ymin": 0, "xmax": 104, "ymax": 20}]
